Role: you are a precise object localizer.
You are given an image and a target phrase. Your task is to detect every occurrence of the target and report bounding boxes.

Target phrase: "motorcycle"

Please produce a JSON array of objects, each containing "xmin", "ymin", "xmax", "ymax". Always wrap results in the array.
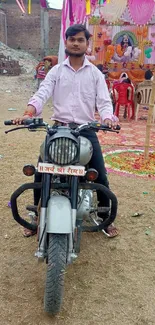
[{"xmin": 4, "ymin": 118, "xmax": 120, "ymax": 315}]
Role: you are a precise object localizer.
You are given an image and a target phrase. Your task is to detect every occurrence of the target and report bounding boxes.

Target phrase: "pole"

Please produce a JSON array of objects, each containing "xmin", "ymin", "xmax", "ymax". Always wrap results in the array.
[
  {"xmin": 144, "ymin": 75, "xmax": 155, "ymax": 159},
  {"xmin": 40, "ymin": 7, "xmax": 49, "ymax": 58}
]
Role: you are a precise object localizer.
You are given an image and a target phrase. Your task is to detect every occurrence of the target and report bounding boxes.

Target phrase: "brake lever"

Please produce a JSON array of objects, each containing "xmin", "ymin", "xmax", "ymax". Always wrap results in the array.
[
  {"xmin": 5, "ymin": 126, "xmax": 29, "ymax": 134},
  {"xmin": 5, "ymin": 123, "xmax": 47, "ymax": 134}
]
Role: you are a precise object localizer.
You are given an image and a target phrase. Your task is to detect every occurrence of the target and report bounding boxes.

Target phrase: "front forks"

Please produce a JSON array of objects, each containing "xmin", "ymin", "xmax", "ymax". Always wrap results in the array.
[
  {"xmin": 67, "ymin": 176, "xmax": 79, "ymax": 263},
  {"xmin": 35, "ymin": 173, "xmax": 51, "ymax": 261}
]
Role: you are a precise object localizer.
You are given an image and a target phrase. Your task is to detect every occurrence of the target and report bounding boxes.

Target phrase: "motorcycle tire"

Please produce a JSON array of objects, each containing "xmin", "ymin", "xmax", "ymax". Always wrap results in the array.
[{"xmin": 44, "ymin": 233, "xmax": 68, "ymax": 315}]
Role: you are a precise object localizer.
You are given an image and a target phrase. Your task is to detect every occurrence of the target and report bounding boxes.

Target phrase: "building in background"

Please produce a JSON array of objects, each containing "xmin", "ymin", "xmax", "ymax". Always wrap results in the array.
[{"xmin": 0, "ymin": 0, "xmax": 61, "ymax": 60}]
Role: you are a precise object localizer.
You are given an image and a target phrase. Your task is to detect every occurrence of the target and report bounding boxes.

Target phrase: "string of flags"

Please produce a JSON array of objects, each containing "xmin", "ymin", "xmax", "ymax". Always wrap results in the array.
[
  {"xmin": 14, "ymin": 0, "xmax": 111, "ymax": 15},
  {"xmin": 15, "ymin": 0, "xmax": 32, "ymax": 14}
]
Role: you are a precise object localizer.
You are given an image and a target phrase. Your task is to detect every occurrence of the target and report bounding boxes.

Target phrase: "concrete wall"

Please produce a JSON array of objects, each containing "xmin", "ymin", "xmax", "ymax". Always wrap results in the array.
[
  {"xmin": 0, "ymin": 0, "xmax": 61, "ymax": 59},
  {"xmin": 0, "ymin": 10, "xmax": 7, "ymax": 44}
]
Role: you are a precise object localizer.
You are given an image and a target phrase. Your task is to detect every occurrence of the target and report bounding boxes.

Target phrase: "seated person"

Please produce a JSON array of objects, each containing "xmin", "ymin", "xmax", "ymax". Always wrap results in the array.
[
  {"xmin": 113, "ymin": 78, "xmax": 133, "ymax": 118},
  {"xmin": 136, "ymin": 69, "xmax": 153, "ymax": 89},
  {"xmin": 135, "ymin": 69, "xmax": 153, "ymax": 105},
  {"xmin": 119, "ymin": 72, "xmax": 129, "ymax": 83},
  {"xmin": 144, "ymin": 69, "xmax": 153, "ymax": 81}
]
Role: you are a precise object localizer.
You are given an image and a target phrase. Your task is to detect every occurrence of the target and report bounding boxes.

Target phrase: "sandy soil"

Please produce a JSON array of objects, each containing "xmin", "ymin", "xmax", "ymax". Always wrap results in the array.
[{"xmin": 1, "ymin": 74, "xmax": 155, "ymax": 325}]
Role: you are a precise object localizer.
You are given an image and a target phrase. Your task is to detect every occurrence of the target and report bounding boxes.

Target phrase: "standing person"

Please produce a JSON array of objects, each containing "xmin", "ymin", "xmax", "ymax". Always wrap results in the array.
[{"xmin": 13, "ymin": 24, "xmax": 119, "ymax": 238}]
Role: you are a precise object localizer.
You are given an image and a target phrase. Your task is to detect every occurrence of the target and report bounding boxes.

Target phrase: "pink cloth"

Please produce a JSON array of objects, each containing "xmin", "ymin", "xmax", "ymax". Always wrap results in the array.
[
  {"xmin": 72, "ymin": 0, "xmax": 86, "ymax": 24},
  {"xmin": 40, "ymin": 0, "xmax": 47, "ymax": 8},
  {"xmin": 128, "ymin": 0, "xmax": 155, "ymax": 25},
  {"xmin": 28, "ymin": 57, "xmax": 115, "ymax": 124}
]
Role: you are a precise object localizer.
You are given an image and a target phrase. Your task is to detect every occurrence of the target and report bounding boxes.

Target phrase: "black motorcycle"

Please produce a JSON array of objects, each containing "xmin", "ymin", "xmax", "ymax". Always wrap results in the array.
[{"xmin": 4, "ymin": 118, "xmax": 120, "ymax": 315}]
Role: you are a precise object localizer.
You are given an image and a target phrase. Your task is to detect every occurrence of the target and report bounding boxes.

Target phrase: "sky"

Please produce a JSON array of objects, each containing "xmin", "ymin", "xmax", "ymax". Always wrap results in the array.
[{"xmin": 46, "ymin": 0, "xmax": 63, "ymax": 10}]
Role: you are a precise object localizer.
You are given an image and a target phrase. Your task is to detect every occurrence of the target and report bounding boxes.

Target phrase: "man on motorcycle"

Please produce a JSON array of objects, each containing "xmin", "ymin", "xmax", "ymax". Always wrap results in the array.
[{"xmin": 13, "ymin": 24, "xmax": 119, "ymax": 238}]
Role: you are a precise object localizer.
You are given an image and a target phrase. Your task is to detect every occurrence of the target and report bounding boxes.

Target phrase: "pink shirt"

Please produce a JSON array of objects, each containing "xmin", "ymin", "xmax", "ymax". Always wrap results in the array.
[{"xmin": 28, "ymin": 57, "xmax": 114, "ymax": 124}]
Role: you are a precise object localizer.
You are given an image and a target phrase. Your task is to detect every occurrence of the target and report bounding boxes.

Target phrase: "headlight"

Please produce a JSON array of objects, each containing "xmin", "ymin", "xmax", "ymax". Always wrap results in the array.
[{"xmin": 48, "ymin": 138, "xmax": 78, "ymax": 165}]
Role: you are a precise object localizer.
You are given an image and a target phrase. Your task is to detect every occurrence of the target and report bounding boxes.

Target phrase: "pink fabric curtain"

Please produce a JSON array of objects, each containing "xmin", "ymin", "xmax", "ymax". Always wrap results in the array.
[
  {"xmin": 128, "ymin": 0, "xmax": 155, "ymax": 25},
  {"xmin": 72, "ymin": 0, "xmax": 86, "ymax": 24}
]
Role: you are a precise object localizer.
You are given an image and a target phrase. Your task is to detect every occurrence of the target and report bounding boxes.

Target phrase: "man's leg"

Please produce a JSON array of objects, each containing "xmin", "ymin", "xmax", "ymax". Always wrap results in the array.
[
  {"xmin": 81, "ymin": 130, "xmax": 118, "ymax": 237},
  {"xmin": 81, "ymin": 130, "xmax": 110, "ymax": 208}
]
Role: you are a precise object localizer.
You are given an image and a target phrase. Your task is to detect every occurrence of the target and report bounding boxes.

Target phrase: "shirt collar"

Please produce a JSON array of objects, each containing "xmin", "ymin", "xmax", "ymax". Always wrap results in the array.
[{"xmin": 62, "ymin": 56, "xmax": 91, "ymax": 69}]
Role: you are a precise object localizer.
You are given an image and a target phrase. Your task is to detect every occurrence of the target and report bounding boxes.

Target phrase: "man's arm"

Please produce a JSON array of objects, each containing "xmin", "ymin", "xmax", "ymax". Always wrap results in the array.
[
  {"xmin": 25, "ymin": 65, "xmax": 58, "ymax": 116},
  {"xmin": 12, "ymin": 65, "xmax": 58, "ymax": 125}
]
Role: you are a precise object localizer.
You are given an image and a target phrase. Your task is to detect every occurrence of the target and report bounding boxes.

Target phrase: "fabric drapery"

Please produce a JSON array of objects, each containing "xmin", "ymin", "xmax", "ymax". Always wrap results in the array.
[{"xmin": 128, "ymin": 0, "xmax": 155, "ymax": 25}]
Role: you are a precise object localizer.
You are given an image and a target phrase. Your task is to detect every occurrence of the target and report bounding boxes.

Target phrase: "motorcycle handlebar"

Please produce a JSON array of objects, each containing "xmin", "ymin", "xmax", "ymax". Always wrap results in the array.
[
  {"xmin": 4, "ymin": 118, "xmax": 45, "ymax": 126},
  {"xmin": 4, "ymin": 120, "xmax": 15, "ymax": 125},
  {"xmin": 4, "ymin": 119, "xmax": 120, "ymax": 132}
]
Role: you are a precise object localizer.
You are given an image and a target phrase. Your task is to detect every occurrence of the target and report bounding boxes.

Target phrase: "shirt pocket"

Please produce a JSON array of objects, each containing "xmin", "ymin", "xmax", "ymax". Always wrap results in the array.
[
  {"xmin": 54, "ymin": 75, "xmax": 70, "ymax": 102},
  {"xmin": 80, "ymin": 80, "xmax": 96, "ymax": 103}
]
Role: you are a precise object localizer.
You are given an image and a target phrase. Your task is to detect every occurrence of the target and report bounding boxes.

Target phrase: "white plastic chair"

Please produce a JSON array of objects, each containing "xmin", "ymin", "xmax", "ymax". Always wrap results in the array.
[{"xmin": 135, "ymin": 82, "xmax": 153, "ymax": 121}]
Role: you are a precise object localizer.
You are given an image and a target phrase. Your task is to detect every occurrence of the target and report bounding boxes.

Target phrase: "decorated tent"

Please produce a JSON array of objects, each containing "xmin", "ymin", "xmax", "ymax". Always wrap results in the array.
[{"xmin": 58, "ymin": 0, "xmax": 155, "ymax": 82}]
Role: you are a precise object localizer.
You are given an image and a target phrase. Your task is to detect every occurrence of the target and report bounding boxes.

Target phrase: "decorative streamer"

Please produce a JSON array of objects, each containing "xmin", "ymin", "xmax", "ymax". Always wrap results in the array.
[
  {"xmin": 72, "ymin": 0, "xmax": 86, "ymax": 24},
  {"xmin": 86, "ymin": 0, "xmax": 91, "ymax": 15},
  {"xmin": 16, "ymin": 0, "xmax": 26, "ymax": 13},
  {"xmin": 40, "ymin": 0, "xmax": 47, "ymax": 8},
  {"xmin": 69, "ymin": 0, "xmax": 74, "ymax": 24},
  {"xmin": 128, "ymin": 0, "xmax": 155, "ymax": 25},
  {"xmin": 91, "ymin": 0, "xmax": 98, "ymax": 5},
  {"xmin": 20, "ymin": 0, "xmax": 26, "ymax": 11},
  {"xmin": 62, "ymin": 0, "xmax": 69, "ymax": 39},
  {"xmin": 28, "ymin": 0, "xmax": 31, "ymax": 14}
]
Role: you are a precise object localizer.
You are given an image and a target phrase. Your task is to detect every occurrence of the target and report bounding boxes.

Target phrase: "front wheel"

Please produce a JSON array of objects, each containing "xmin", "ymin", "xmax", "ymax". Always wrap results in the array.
[{"xmin": 44, "ymin": 234, "xmax": 68, "ymax": 315}]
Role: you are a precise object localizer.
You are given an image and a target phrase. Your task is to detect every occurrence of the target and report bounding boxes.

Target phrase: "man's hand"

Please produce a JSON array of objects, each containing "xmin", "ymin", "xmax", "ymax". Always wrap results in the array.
[
  {"xmin": 12, "ymin": 114, "xmax": 32, "ymax": 125},
  {"xmin": 12, "ymin": 105, "xmax": 36, "ymax": 125},
  {"xmin": 103, "ymin": 116, "xmax": 119, "ymax": 130}
]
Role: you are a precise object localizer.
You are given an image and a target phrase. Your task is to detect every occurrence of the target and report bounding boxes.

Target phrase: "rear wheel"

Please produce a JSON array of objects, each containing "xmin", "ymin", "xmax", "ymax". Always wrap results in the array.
[{"xmin": 44, "ymin": 234, "xmax": 68, "ymax": 315}]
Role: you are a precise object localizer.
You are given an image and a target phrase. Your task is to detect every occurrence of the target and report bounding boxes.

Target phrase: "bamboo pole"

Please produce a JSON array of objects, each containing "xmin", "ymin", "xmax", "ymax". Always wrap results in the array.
[{"xmin": 144, "ymin": 74, "xmax": 155, "ymax": 159}]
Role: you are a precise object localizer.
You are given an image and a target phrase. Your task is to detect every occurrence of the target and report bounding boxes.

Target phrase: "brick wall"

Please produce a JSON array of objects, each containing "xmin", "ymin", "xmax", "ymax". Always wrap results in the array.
[{"xmin": 0, "ymin": 0, "xmax": 62, "ymax": 59}]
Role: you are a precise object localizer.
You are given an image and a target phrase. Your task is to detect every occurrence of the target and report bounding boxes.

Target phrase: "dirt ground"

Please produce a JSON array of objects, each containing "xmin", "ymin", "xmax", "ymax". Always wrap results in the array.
[{"xmin": 1, "ymin": 74, "xmax": 155, "ymax": 325}]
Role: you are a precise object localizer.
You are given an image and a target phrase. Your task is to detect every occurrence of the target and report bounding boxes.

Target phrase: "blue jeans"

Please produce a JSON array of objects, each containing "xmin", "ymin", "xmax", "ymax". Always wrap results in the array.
[{"xmin": 81, "ymin": 130, "xmax": 110, "ymax": 210}]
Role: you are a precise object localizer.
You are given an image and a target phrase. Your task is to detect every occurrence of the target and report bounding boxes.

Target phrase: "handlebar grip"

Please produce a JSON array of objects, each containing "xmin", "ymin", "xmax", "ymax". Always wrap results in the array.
[
  {"xmin": 4, "ymin": 119, "xmax": 34, "ymax": 126},
  {"xmin": 4, "ymin": 120, "xmax": 14, "ymax": 125}
]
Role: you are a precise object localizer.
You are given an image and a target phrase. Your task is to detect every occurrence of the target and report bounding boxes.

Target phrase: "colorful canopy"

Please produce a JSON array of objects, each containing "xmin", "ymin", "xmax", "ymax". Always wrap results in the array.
[{"xmin": 15, "ymin": 0, "xmax": 155, "ymax": 25}]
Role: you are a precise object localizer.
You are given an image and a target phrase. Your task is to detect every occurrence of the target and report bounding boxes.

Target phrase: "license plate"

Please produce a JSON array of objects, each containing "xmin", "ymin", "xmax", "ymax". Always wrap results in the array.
[{"xmin": 38, "ymin": 162, "xmax": 85, "ymax": 176}]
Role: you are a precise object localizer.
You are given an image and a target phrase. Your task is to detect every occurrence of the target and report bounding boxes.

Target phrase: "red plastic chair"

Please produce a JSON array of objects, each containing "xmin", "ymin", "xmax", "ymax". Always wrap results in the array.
[{"xmin": 113, "ymin": 83, "xmax": 134, "ymax": 119}]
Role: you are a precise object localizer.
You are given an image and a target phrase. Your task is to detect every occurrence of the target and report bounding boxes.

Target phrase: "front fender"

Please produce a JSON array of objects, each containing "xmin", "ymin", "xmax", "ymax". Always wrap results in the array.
[{"xmin": 46, "ymin": 195, "xmax": 72, "ymax": 234}]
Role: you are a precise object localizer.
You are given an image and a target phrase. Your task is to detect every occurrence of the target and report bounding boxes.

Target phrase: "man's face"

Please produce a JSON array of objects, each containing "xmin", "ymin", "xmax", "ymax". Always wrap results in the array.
[{"xmin": 65, "ymin": 31, "xmax": 89, "ymax": 57}]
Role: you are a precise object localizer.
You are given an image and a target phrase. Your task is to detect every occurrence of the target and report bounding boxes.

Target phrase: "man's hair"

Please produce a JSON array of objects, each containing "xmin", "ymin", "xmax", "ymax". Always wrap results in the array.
[
  {"xmin": 65, "ymin": 24, "xmax": 91, "ymax": 40},
  {"xmin": 122, "ymin": 78, "xmax": 131, "ymax": 84},
  {"xmin": 145, "ymin": 69, "xmax": 153, "ymax": 80}
]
